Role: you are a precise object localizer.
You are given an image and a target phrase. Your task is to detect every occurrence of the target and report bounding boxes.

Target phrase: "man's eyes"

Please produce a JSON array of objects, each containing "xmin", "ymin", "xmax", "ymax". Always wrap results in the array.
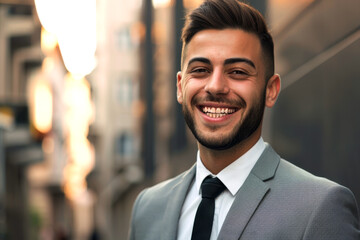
[
  {"xmin": 188, "ymin": 68, "xmax": 210, "ymax": 78},
  {"xmin": 188, "ymin": 67, "xmax": 250, "ymax": 79},
  {"xmin": 230, "ymin": 70, "xmax": 247, "ymax": 75},
  {"xmin": 190, "ymin": 68, "xmax": 209, "ymax": 73},
  {"xmin": 229, "ymin": 67, "xmax": 252, "ymax": 78}
]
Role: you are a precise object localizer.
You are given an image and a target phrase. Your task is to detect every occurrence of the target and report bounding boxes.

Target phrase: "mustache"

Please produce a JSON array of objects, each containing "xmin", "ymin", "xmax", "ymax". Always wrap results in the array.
[{"xmin": 191, "ymin": 94, "xmax": 246, "ymax": 108}]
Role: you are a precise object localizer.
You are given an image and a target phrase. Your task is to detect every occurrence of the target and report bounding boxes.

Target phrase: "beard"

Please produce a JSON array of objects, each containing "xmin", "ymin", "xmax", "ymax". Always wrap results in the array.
[{"xmin": 182, "ymin": 91, "xmax": 266, "ymax": 150}]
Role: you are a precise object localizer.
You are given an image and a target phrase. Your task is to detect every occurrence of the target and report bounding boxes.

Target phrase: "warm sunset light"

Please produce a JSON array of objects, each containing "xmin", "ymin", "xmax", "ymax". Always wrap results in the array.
[
  {"xmin": 62, "ymin": 73, "xmax": 95, "ymax": 200},
  {"xmin": 183, "ymin": 0, "xmax": 203, "ymax": 9},
  {"xmin": 40, "ymin": 27, "xmax": 58, "ymax": 54},
  {"xmin": 34, "ymin": 0, "xmax": 97, "ymax": 200},
  {"xmin": 33, "ymin": 80, "xmax": 53, "ymax": 134},
  {"xmin": 152, "ymin": 0, "xmax": 172, "ymax": 8},
  {"xmin": 35, "ymin": 0, "xmax": 97, "ymax": 77}
]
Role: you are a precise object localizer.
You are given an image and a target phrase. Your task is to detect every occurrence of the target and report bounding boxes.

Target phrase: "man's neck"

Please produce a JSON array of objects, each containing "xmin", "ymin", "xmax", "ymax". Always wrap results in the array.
[{"xmin": 198, "ymin": 131, "xmax": 261, "ymax": 175}]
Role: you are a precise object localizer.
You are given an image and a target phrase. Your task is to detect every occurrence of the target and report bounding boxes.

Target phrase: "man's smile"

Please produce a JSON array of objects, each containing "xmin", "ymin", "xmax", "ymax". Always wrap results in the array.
[{"xmin": 199, "ymin": 106, "xmax": 238, "ymax": 118}]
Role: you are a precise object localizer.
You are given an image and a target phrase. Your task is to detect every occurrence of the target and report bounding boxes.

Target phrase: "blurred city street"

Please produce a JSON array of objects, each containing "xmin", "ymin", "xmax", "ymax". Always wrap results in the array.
[{"xmin": 0, "ymin": 0, "xmax": 359, "ymax": 239}]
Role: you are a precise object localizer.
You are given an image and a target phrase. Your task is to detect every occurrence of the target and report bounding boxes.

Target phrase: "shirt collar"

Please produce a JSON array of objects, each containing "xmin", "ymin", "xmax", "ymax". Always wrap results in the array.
[{"xmin": 195, "ymin": 137, "xmax": 266, "ymax": 196}]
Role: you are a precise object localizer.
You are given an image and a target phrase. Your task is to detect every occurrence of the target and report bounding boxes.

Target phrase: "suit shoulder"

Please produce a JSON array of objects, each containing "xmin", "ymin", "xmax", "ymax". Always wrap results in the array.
[
  {"xmin": 133, "ymin": 166, "xmax": 194, "ymax": 209},
  {"xmin": 143, "ymin": 168, "xmax": 191, "ymax": 195},
  {"xmin": 265, "ymin": 159, "xmax": 360, "ymax": 238},
  {"xmin": 275, "ymin": 159, "xmax": 358, "ymax": 205},
  {"xmin": 277, "ymin": 159, "xmax": 338, "ymax": 187},
  {"xmin": 129, "ymin": 166, "xmax": 195, "ymax": 239}
]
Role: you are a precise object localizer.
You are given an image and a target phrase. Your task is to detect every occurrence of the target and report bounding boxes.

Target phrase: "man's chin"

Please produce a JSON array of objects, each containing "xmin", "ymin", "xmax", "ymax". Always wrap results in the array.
[
  {"xmin": 196, "ymin": 135, "xmax": 237, "ymax": 151},
  {"xmin": 200, "ymin": 143, "xmax": 234, "ymax": 151}
]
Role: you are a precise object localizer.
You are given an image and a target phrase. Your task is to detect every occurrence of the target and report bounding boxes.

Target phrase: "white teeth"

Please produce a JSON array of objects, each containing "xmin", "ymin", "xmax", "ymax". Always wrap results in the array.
[
  {"xmin": 201, "ymin": 106, "xmax": 236, "ymax": 118},
  {"xmin": 206, "ymin": 113, "xmax": 226, "ymax": 118}
]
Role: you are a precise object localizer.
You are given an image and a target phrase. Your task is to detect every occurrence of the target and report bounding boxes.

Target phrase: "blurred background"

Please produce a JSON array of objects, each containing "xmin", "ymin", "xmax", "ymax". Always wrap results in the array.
[{"xmin": 0, "ymin": 0, "xmax": 359, "ymax": 239}]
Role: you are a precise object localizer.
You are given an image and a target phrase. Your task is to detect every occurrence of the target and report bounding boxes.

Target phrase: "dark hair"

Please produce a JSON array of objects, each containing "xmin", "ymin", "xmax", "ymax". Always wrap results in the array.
[{"xmin": 181, "ymin": 0, "xmax": 274, "ymax": 81}]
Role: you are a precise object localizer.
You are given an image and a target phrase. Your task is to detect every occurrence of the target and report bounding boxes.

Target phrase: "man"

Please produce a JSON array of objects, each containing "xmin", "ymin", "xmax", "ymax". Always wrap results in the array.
[{"xmin": 129, "ymin": 0, "xmax": 360, "ymax": 239}]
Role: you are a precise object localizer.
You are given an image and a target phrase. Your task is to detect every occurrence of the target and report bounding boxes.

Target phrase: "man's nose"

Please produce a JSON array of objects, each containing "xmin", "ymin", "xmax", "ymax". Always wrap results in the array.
[{"xmin": 204, "ymin": 70, "xmax": 230, "ymax": 95}]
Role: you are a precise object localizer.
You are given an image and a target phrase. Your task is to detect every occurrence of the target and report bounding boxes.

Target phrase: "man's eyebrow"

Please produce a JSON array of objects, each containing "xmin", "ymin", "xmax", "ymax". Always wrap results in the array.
[
  {"xmin": 187, "ymin": 57, "xmax": 211, "ymax": 67},
  {"xmin": 224, "ymin": 58, "xmax": 256, "ymax": 69}
]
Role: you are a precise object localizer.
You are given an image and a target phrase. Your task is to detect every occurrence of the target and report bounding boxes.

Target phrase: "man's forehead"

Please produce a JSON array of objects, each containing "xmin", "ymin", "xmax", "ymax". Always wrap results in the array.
[{"xmin": 183, "ymin": 29, "xmax": 261, "ymax": 66}]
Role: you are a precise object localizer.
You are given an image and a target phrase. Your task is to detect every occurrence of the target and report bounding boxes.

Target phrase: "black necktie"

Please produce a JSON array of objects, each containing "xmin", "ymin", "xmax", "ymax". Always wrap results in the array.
[{"xmin": 191, "ymin": 176, "xmax": 226, "ymax": 240}]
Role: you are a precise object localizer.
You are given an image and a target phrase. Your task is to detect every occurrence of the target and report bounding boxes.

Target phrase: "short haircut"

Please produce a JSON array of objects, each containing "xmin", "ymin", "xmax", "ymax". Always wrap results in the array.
[{"xmin": 181, "ymin": 0, "xmax": 274, "ymax": 81}]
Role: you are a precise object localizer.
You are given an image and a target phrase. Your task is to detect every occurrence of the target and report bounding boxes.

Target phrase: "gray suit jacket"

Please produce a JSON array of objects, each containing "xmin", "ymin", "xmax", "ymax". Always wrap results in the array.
[{"xmin": 129, "ymin": 144, "xmax": 360, "ymax": 239}]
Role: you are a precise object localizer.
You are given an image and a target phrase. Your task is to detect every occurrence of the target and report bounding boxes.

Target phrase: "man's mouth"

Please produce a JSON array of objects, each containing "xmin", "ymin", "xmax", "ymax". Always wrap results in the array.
[{"xmin": 200, "ymin": 106, "xmax": 237, "ymax": 118}]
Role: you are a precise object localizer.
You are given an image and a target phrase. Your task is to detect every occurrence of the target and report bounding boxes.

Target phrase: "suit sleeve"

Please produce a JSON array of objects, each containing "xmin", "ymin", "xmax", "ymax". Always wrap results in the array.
[
  {"xmin": 303, "ymin": 185, "xmax": 360, "ymax": 239},
  {"xmin": 128, "ymin": 189, "xmax": 147, "ymax": 240}
]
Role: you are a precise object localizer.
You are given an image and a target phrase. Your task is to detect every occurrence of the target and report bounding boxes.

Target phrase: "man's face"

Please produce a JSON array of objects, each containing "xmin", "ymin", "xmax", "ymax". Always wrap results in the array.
[{"xmin": 177, "ymin": 29, "xmax": 270, "ymax": 150}]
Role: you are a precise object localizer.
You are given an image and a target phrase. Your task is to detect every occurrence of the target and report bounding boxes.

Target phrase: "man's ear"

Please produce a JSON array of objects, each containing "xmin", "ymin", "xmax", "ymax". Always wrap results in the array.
[
  {"xmin": 177, "ymin": 71, "xmax": 183, "ymax": 104},
  {"xmin": 265, "ymin": 74, "xmax": 281, "ymax": 108}
]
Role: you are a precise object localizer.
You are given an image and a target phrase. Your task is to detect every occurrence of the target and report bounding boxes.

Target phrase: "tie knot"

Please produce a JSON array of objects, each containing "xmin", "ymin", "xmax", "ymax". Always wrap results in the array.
[{"xmin": 201, "ymin": 177, "xmax": 226, "ymax": 199}]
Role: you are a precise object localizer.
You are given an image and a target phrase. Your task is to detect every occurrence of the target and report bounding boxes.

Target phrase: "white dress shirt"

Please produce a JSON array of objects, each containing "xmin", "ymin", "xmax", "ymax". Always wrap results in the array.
[{"xmin": 177, "ymin": 138, "xmax": 266, "ymax": 240}]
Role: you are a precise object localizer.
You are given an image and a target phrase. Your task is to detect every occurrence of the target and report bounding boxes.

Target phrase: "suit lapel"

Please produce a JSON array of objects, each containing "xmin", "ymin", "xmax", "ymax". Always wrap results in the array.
[
  {"xmin": 161, "ymin": 164, "xmax": 196, "ymax": 240},
  {"xmin": 217, "ymin": 144, "xmax": 280, "ymax": 240}
]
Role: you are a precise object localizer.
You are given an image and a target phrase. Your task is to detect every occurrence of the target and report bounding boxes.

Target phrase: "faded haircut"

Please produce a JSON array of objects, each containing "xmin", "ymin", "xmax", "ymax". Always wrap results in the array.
[{"xmin": 181, "ymin": 0, "xmax": 274, "ymax": 81}]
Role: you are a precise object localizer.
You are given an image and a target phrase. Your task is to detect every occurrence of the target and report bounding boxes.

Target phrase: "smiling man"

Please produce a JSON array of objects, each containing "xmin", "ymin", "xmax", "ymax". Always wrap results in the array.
[
  {"xmin": 129, "ymin": 1, "xmax": 360, "ymax": 239},
  {"xmin": 178, "ymin": 28, "xmax": 276, "ymax": 174}
]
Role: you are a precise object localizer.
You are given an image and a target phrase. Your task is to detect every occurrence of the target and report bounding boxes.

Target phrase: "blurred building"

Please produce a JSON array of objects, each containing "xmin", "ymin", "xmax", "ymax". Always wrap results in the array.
[
  {"xmin": 88, "ymin": 0, "xmax": 143, "ymax": 239},
  {"xmin": 0, "ymin": 2, "xmax": 44, "ymax": 239},
  {"xmin": 267, "ymin": 0, "xmax": 360, "ymax": 207},
  {"xmin": 1, "ymin": 0, "xmax": 95, "ymax": 239}
]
